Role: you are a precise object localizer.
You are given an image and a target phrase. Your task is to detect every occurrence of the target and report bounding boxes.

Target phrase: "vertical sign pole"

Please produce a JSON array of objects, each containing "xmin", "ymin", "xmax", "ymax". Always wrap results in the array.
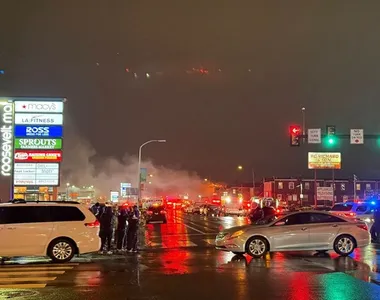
[{"xmin": 314, "ymin": 169, "xmax": 317, "ymax": 207}]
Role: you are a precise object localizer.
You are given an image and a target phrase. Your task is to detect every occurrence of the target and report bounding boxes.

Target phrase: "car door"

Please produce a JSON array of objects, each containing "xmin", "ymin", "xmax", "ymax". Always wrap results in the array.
[
  {"xmin": 270, "ymin": 213, "xmax": 311, "ymax": 250},
  {"xmin": 307, "ymin": 213, "xmax": 345, "ymax": 249},
  {"xmin": 1, "ymin": 206, "xmax": 54, "ymax": 256}
]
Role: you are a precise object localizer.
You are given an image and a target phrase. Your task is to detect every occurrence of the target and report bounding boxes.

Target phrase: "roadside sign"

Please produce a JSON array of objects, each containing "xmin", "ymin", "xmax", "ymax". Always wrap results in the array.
[
  {"xmin": 350, "ymin": 129, "xmax": 364, "ymax": 144},
  {"xmin": 308, "ymin": 152, "xmax": 341, "ymax": 169},
  {"xmin": 307, "ymin": 129, "xmax": 321, "ymax": 144},
  {"xmin": 317, "ymin": 187, "xmax": 333, "ymax": 201}
]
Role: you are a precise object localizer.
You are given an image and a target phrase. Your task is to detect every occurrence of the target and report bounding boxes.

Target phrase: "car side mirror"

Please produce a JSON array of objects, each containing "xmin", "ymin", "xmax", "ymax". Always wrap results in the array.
[{"xmin": 275, "ymin": 221, "xmax": 285, "ymax": 226}]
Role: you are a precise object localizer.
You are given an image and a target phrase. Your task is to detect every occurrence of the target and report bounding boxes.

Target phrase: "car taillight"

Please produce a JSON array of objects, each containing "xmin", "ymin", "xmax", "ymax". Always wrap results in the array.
[
  {"xmin": 357, "ymin": 224, "xmax": 368, "ymax": 231},
  {"xmin": 85, "ymin": 220, "xmax": 100, "ymax": 228},
  {"xmin": 160, "ymin": 210, "xmax": 166, "ymax": 214},
  {"xmin": 147, "ymin": 211, "xmax": 153, "ymax": 215},
  {"xmin": 276, "ymin": 209, "xmax": 280, "ymax": 213}
]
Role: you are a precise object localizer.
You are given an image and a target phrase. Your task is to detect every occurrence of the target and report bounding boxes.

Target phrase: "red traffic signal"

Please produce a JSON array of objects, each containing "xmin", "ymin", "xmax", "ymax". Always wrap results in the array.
[{"xmin": 289, "ymin": 125, "xmax": 301, "ymax": 146}]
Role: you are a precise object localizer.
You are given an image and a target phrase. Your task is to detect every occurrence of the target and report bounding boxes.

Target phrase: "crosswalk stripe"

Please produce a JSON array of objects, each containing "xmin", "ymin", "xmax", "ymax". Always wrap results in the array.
[
  {"xmin": 0, "ymin": 263, "xmax": 78, "ymax": 268},
  {"xmin": 0, "ymin": 263, "xmax": 77, "ymax": 289},
  {"xmin": 0, "ymin": 266, "xmax": 74, "ymax": 271},
  {"xmin": 0, "ymin": 277, "xmax": 56, "ymax": 282},
  {"xmin": 0, "ymin": 271, "xmax": 65, "ymax": 276},
  {"xmin": 0, "ymin": 284, "xmax": 46, "ymax": 289}
]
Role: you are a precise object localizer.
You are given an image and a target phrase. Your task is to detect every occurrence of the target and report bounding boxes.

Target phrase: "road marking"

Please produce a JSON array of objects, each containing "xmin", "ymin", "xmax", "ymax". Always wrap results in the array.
[
  {"xmin": 0, "ymin": 271, "xmax": 65, "ymax": 276},
  {"xmin": 0, "ymin": 283, "xmax": 46, "ymax": 289},
  {"xmin": 0, "ymin": 277, "xmax": 56, "ymax": 282},
  {"xmin": 182, "ymin": 223, "xmax": 207, "ymax": 234},
  {"xmin": 0, "ymin": 264, "xmax": 75, "ymax": 289},
  {"xmin": 0, "ymin": 266, "xmax": 74, "ymax": 271}
]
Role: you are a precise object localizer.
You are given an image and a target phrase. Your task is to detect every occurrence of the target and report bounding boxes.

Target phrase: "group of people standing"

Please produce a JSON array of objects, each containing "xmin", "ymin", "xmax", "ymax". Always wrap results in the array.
[{"xmin": 91, "ymin": 203, "xmax": 140, "ymax": 254}]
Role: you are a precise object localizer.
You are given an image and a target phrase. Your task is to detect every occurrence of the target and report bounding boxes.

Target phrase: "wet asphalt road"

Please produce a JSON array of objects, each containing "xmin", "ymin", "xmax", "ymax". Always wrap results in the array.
[{"xmin": 2, "ymin": 211, "xmax": 380, "ymax": 300}]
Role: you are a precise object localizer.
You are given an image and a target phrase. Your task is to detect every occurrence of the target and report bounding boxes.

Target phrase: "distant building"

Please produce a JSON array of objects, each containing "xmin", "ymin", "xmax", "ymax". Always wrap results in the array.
[{"xmin": 263, "ymin": 178, "xmax": 380, "ymax": 206}]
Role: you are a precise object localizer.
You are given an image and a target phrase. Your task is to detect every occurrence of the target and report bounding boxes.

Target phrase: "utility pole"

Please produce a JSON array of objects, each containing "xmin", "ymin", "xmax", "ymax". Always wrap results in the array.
[
  {"xmin": 353, "ymin": 174, "xmax": 357, "ymax": 201},
  {"xmin": 314, "ymin": 169, "xmax": 317, "ymax": 207},
  {"xmin": 332, "ymin": 169, "xmax": 335, "ymax": 206}
]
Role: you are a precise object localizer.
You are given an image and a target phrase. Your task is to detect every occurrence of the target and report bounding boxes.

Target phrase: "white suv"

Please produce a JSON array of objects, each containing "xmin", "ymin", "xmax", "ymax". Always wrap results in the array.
[{"xmin": 0, "ymin": 200, "xmax": 100, "ymax": 263}]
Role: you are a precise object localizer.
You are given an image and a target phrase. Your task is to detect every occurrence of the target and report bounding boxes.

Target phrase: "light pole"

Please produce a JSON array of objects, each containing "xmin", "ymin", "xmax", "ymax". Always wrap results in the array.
[{"xmin": 137, "ymin": 140, "xmax": 166, "ymax": 206}]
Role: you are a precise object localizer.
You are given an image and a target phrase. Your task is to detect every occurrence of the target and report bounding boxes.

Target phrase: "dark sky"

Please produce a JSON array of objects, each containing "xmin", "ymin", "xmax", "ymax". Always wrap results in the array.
[{"xmin": 1, "ymin": 1, "xmax": 380, "ymax": 182}]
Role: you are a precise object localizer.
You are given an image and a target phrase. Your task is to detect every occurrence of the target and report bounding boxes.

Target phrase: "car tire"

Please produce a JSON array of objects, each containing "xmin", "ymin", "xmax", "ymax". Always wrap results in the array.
[
  {"xmin": 48, "ymin": 238, "xmax": 75, "ymax": 263},
  {"xmin": 333, "ymin": 235, "xmax": 356, "ymax": 256},
  {"xmin": 245, "ymin": 236, "xmax": 269, "ymax": 258}
]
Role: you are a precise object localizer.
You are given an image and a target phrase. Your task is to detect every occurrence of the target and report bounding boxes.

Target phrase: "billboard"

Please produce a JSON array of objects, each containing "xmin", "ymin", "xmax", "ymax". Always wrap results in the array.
[
  {"xmin": 14, "ymin": 150, "xmax": 62, "ymax": 162},
  {"xmin": 140, "ymin": 168, "xmax": 147, "ymax": 182},
  {"xmin": 15, "ymin": 113, "xmax": 63, "ymax": 125},
  {"xmin": 14, "ymin": 163, "xmax": 59, "ymax": 186},
  {"xmin": 0, "ymin": 101, "xmax": 14, "ymax": 176},
  {"xmin": 15, "ymin": 138, "xmax": 62, "ymax": 150},
  {"xmin": 110, "ymin": 191, "xmax": 119, "ymax": 202},
  {"xmin": 120, "ymin": 182, "xmax": 131, "ymax": 197},
  {"xmin": 317, "ymin": 187, "xmax": 334, "ymax": 201},
  {"xmin": 308, "ymin": 152, "xmax": 341, "ymax": 169},
  {"xmin": 14, "ymin": 101, "xmax": 64, "ymax": 113},
  {"xmin": 14, "ymin": 125, "xmax": 63, "ymax": 138}
]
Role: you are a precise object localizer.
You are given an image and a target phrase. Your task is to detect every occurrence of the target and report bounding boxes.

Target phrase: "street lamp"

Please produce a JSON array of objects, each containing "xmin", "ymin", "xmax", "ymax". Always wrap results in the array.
[
  {"xmin": 237, "ymin": 165, "xmax": 243, "ymax": 170},
  {"xmin": 137, "ymin": 139, "xmax": 166, "ymax": 206}
]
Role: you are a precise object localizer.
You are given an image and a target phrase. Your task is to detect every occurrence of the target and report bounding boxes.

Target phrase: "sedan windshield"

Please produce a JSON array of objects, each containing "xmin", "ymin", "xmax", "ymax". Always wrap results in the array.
[
  {"xmin": 253, "ymin": 215, "xmax": 278, "ymax": 225},
  {"xmin": 331, "ymin": 204, "xmax": 353, "ymax": 211}
]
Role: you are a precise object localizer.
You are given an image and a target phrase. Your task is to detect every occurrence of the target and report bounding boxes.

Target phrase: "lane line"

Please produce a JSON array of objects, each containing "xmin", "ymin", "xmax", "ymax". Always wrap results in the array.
[
  {"xmin": 0, "ymin": 263, "xmax": 78, "ymax": 268},
  {"xmin": 0, "ymin": 283, "xmax": 46, "ymax": 289},
  {"xmin": 182, "ymin": 223, "xmax": 206, "ymax": 234},
  {"xmin": 0, "ymin": 277, "xmax": 56, "ymax": 282},
  {"xmin": 0, "ymin": 271, "xmax": 65, "ymax": 276}
]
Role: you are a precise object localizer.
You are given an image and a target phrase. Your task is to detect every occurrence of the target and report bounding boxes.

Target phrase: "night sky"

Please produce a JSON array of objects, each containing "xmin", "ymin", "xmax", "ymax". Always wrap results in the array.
[{"xmin": 2, "ymin": 1, "xmax": 380, "ymax": 183}]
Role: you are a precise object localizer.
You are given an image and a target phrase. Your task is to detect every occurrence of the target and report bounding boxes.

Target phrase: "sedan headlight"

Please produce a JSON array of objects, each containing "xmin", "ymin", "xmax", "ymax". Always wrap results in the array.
[
  {"xmin": 229, "ymin": 230, "xmax": 244, "ymax": 239},
  {"xmin": 364, "ymin": 218, "xmax": 374, "ymax": 223}
]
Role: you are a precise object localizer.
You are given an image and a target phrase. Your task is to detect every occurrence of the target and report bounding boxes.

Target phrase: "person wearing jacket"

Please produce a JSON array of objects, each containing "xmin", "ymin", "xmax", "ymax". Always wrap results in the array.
[
  {"xmin": 99, "ymin": 206, "xmax": 113, "ymax": 254},
  {"xmin": 126, "ymin": 205, "xmax": 139, "ymax": 252},
  {"xmin": 116, "ymin": 207, "xmax": 128, "ymax": 252}
]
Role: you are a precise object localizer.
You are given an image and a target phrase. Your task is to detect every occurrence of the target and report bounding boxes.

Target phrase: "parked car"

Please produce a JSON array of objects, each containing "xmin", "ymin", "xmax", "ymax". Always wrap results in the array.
[
  {"xmin": 146, "ymin": 205, "xmax": 167, "ymax": 224},
  {"xmin": 215, "ymin": 211, "xmax": 370, "ymax": 257},
  {"xmin": 203, "ymin": 205, "xmax": 222, "ymax": 217},
  {"xmin": 0, "ymin": 200, "xmax": 100, "ymax": 263}
]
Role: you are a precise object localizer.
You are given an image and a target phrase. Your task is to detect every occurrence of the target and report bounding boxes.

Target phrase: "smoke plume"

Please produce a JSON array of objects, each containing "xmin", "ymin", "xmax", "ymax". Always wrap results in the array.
[{"xmin": 60, "ymin": 130, "xmax": 203, "ymax": 200}]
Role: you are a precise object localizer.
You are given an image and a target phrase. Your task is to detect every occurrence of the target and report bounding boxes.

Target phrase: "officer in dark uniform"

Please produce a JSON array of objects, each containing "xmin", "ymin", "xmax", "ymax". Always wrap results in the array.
[{"xmin": 371, "ymin": 208, "xmax": 380, "ymax": 242}]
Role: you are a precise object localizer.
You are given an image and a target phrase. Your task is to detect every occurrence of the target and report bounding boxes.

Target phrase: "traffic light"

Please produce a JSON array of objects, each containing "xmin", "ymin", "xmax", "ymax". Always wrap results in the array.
[
  {"xmin": 325, "ymin": 125, "xmax": 337, "ymax": 146},
  {"xmin": 289, "ymin": 125, "xmax": 301, "ymax": 146}
]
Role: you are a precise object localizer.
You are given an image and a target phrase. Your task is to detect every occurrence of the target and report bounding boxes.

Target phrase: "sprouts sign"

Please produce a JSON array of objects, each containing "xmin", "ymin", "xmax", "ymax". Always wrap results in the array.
[{"xmin": 0, "ymin": 101, "xmax": 14, "ymax": 176}]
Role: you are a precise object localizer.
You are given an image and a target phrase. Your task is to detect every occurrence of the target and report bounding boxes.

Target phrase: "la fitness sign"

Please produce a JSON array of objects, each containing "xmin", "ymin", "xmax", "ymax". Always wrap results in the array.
[{"xmin": 0, "ymin": 101, "xmax": 14, "ymax": 176}]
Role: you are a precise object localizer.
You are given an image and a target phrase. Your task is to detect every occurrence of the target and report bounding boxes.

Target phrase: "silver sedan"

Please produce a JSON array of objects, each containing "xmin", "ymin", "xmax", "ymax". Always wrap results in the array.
[{"xmin": 215, "ymin": 211, "xmax": 370, "ymax": 258}]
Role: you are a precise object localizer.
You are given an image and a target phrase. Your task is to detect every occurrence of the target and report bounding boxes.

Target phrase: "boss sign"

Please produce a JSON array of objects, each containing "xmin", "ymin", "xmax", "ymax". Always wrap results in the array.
[
  {"xmin": 14, "ymin": 101, "xmax": 64, "ymax": 113},
  {"xmin": 14, "ymin": 125, "xmax": 63, "ymax": 138}
]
